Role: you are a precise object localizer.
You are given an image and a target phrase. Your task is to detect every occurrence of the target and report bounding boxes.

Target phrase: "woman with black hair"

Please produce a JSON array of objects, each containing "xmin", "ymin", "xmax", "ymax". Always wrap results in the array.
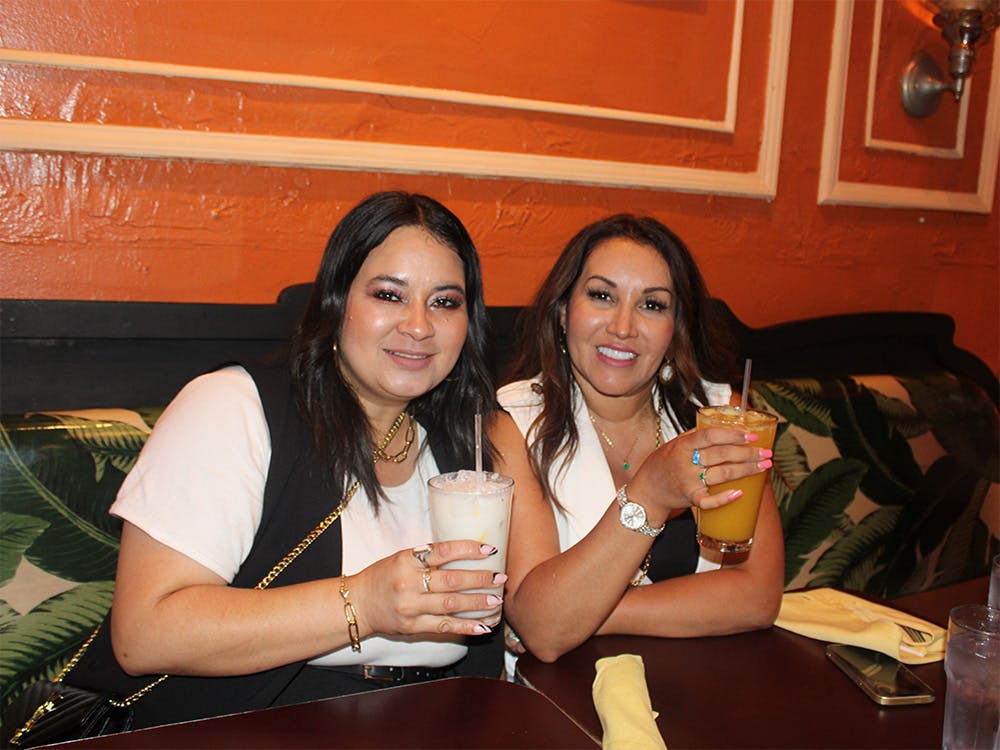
[
  {"xmin": 493, "ymin": 215, "xmax": 784, "ymax": 666},
  {"xmin": 67, "ymin": 192, "xmax": 504, "ymax": 729}
]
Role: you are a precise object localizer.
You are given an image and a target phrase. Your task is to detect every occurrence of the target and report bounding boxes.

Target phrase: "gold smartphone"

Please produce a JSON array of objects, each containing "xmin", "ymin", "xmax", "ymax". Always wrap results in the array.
[{"xmin": 826, "ymin": 644, "xmax": 935, "ymax": 706}]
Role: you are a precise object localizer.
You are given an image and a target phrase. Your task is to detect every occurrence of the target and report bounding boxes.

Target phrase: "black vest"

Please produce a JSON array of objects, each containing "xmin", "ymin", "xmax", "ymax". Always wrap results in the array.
[{"xmin": 71, "ymin": 355, "xmax": 502, "ymax": 729}]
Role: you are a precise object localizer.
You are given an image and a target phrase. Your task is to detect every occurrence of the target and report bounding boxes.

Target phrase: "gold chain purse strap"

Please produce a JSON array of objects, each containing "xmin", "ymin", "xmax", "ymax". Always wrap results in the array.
[
  {"xmin": 11, "ymin": 479, "xmax": 362, "ymax": 746},
  {"xmin": 13, "ymin": 406, "xmax": 412, "ymax": 745}
]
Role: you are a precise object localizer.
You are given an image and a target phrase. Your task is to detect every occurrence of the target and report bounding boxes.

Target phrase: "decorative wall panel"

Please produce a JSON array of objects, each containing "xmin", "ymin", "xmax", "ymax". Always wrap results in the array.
[
  {"xmin": 0, "ymin": 0, "xmax": 792, "ymax": 199},
  {"xmin": 819, "ymin": 0, "xmax": 999, "ymax": 213}
]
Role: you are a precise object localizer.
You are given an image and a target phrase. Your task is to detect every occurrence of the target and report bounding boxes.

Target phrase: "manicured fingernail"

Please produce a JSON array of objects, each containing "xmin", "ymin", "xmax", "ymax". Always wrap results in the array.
[
  {"xmin": 759, "ymin": 448, "xmax": 773, "ymax": 459},
  {"xmin": 745, "ymin": 432, "xmax": 759, "ymax": 443},
  {"xmin": 486, "ymin": 594, "xmax": 503, "ymax": 606},
  {"xmin": 480, "ymin": 544, "xmax": 498, "ymax": 555},
  {"xmin": 728, "ymin": 489, "xmax": 744, "ymax": 500},
  {"xmin": 492, "ymin": 572, "xmax": 508, "ymax": 584},
  {"xmin": 473, "ymin": 623, "xmax": 492, "ymax": 634},
  {"xmin": 758, "ymin": 459, "xmax": 773, "ymax": 470}
]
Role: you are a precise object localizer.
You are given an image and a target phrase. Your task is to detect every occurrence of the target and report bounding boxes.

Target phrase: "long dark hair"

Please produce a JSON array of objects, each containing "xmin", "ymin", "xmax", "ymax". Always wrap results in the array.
[
  {"xmin": 290, "ymin": 191, "xmax": 495, "ymax": 508},
  {"xmin": 506, "ymin": 214, "xmax": 734, "ymax": 505}
]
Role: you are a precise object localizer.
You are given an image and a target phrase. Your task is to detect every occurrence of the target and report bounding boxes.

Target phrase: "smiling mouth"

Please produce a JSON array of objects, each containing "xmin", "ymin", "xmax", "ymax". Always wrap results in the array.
[
  {"xmin": 387, "ymin": 350, "xmax": 432, "ymax": 360},
  {"xmin": 597, "ymin": 346, "xmax": 637, "ymax": 362}
]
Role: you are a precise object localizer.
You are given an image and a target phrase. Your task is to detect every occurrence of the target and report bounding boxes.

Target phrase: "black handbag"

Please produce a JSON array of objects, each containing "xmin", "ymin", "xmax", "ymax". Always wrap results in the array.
[
  {"xmin": 3, "ymin": 679, "xmax": 134, "ymax": 748},
  {"xmin": 3, "ymin": 482, "xmax": 359, "ymax": 748}
]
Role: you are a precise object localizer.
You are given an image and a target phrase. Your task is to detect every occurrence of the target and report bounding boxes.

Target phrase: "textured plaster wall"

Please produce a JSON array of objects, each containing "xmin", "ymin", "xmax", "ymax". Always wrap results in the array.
[{"xmin": 0, "ymin": 1, "xmax": 997, "ymax": 372}]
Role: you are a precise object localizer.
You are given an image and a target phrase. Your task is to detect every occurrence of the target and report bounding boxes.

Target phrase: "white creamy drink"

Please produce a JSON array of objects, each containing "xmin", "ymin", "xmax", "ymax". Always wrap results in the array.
[{"xmin": 427, "ymin": 470, "xmax": 514, "ymax": 626}]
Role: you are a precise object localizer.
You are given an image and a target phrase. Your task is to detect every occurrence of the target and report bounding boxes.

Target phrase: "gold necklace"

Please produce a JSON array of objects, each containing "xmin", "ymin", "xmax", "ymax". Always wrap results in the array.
[
  {"xmin": 589, "ymin": 403, "xmax": 661, "ymax": 472},
  {"xmin": 374, "ymin": 411, "xmax": 416, "ymax": 464},
  {"xmin": 629, "ymin": 400, "xmax": 664, "ymax": 587}
]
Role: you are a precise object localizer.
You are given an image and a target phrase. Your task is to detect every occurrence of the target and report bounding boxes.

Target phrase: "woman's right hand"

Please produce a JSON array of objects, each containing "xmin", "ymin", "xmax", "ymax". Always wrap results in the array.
[
  {"xmin": 629, "ymin": 426, "xmax": 773, "ymax": 518},
  {"xmin": 347, "ymin": 540, "xmax": 506, "ymax": 639}
]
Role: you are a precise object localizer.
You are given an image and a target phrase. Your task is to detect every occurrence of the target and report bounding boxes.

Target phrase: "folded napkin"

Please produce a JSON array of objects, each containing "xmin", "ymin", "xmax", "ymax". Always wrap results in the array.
[
  {"xmin": 775, "ymin": 588, "xmax": 945, "ymax": 664},
  {"xmin": 592, "ymin": 654, "xmax": 668, "ymax": 750}
]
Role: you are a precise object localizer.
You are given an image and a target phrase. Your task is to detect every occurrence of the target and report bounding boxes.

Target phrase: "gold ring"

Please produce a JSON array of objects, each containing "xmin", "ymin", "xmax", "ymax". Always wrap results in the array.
[
  {"xmin": 412, "ymin": 545, "xmax": 432, "ymax": 569},
  {"xmin": 421, "ymin": 570, "xmax": 432, "ymax": 593}
]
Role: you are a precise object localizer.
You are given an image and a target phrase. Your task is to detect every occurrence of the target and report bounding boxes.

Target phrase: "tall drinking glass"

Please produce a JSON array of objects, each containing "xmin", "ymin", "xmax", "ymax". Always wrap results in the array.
[
  {"xmin": 942, "ymin": 604, "xmax": 1000, "ymax": 750},
  {"xmin": 695, "ymin": 406, "xmax": 778, "ymax": 553},
  {"xmin": 427, "ymin": 470, "xmax": 514, "ymax": 627}
]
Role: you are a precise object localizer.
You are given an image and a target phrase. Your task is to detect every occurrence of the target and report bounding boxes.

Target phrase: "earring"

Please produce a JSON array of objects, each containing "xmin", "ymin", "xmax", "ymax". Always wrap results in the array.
[{"xmin": 658, "ymin": 358, "xmax": 675, "ymax": 385}]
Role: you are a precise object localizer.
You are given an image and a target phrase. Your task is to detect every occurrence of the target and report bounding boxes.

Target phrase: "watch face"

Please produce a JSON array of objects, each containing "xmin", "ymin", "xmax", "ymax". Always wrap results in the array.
[{"xmin": 620, "ymin": 501, "xmax": 647, "ymax": 530}]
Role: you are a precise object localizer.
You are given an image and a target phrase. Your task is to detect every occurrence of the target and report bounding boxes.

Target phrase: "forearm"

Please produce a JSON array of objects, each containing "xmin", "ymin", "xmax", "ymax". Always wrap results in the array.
[
  {"xmin": 598, "ymin": 492, "xmax": 784, "ymax": 638},
  {"xmin": 111, "ymin": 577, "xmax": 352, "ymax": 676},
  {"xmin": 505, "ymin": 504, "xmax": 657, "ymax": 662},
  {"xmin": 596, "ymin": 563, "xmax": 782, "ymax": 638}
]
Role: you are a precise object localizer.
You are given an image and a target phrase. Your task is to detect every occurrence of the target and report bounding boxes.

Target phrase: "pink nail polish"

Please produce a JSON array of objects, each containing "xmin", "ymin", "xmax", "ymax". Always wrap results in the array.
[{"xmin": 758, "ymin": 459, "xmax": 773, "ymax": 470}]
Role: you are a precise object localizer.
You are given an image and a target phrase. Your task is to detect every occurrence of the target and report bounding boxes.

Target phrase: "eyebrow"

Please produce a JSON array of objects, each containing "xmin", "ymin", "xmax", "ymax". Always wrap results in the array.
[
  {"xmin": 369, "ymin": 274, "xmax": 466, "ymax": 295},
  {"xmin": 585, "ymin": 274, "xmax": 672, "ymax": 295}
]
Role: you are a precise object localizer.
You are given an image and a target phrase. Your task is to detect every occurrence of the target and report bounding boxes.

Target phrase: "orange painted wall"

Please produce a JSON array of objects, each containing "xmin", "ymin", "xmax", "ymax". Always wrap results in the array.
[{"xmin": 1, "ymin": 1, "xmax": 997, "ymax": 372}]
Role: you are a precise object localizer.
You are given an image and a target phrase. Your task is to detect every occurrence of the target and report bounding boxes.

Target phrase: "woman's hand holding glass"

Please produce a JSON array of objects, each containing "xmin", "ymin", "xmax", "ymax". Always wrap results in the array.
[
  {"xmin": 629, "ymin": 425, "xmax": 773, "ymax": 517},
  {"xmin": 348, "ymin": 539, "xmax": 504, "ymax": 640}
]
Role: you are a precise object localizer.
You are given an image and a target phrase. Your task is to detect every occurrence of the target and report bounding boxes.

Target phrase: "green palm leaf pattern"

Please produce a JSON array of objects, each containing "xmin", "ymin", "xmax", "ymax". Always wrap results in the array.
[
  {"xmin": 0, "ymin": 420, "xmax": 120, "ymax": 582},
  {"xmin": 0, "ymin": 581, "xmax": 115, "ymax": 717},
  {"xmin": 899, "ymin": 373, "xmax": 999, "ymax": 483},
  {"xmin": 780, "ymin": 458, "xmax": 869, "ymax": 587},
  {"xmin": 42, "ymin": 413, "xmax": 149, "ymax": 482},
  {"xmin": 753, "ymin": 374, "xmax": 997, "ymax": 598},
  {"xmin": 869, "ymin": 390, "xmax": 928, "ymax": 440},
  {"xmin": 809, "ymin": 506, "xmax": 901, "ymax": 590},
  {"xmin": 827, "ymin": 379, "xmax": 922, "ymax": 505},
  {"xmin": 0, "ymin": 513, "xmax": 49, "ymax": 587},
  {"xmin": 768, "ymin": 422, "xmax": 810, "ymax": 507},
  {"xmin": 752, "ymin": 381, "xmax": 833, "ymax": 437}
]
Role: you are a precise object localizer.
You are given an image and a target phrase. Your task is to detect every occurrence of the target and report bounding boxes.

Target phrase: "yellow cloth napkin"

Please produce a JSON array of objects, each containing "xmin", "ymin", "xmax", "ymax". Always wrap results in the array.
[
  {"xmin": 775, "ymin": 588, "xmax": 945, "ymax": 664},
  {"xmin": 592, "ymin": 654, "xmax": 668, "ymax": 750}
]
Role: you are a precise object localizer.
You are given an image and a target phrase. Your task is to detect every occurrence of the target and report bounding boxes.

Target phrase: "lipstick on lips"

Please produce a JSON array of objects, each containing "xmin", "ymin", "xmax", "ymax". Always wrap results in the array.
[
  {"xmin": 596, "ymin": 344, "xmax": 638, "ymax": 367},
  {"xmin": 385, "ymin": 348, "xmax": 434, "ymax": 370}
]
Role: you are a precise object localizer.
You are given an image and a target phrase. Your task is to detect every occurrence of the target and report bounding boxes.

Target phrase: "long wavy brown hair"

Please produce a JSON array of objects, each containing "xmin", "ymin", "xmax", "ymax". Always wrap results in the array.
[{"xmin": 505, "ymin": 215, "xmax": 735, "ymax": 506}]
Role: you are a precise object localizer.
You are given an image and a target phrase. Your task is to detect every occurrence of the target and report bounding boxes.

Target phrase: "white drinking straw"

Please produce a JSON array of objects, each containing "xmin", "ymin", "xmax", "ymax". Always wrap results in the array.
[
  {"xmin": 474, "ymin": 412, "xmax": 484, "ymax": 478},
  {"xmin": 740, "ymin": 358, "xmax": 753, "ymax": 411}
]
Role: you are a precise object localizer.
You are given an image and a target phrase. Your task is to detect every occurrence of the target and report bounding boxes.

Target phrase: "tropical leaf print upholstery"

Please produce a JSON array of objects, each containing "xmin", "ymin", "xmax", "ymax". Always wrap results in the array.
[
  {"xmin": 751, "ymin": 374, "xmax": 998, "ymax": 599},
  {"xmin": 0, "ymin": 410, "xmax": 160, "ymax": 724}
]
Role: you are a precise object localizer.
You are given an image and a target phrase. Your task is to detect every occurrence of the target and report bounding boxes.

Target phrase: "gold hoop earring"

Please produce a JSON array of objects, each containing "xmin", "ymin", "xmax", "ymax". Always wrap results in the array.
[{"xmin": 658, "ymin": 358, "xmax": 675, "ymax": 385}]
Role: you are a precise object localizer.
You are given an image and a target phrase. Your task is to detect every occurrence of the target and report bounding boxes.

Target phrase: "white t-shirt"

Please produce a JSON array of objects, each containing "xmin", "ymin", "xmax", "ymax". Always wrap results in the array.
[{"xmin": 112, "ymin": 366, "xmax": 467, "ymax": 668}]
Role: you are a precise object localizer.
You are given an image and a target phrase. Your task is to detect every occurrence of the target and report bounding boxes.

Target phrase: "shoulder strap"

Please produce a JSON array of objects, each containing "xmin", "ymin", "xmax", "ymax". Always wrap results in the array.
[{"xmin": 56, "ymin": 481, "xmax": 360, "ymax": 707}]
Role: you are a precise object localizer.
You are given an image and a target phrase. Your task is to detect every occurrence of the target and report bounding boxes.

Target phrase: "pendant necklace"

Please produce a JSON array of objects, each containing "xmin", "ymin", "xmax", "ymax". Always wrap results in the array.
[{"xmin": 589, "ymin": 405, "xmax": 660, "ymax": 472}]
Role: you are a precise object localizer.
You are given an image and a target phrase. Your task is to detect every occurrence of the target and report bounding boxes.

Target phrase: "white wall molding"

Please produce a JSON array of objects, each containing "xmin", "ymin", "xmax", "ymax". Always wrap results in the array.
[
  {"xmin": 0, "ymin": 118, "xmax": 774, "ymax": 197},
  {"xmin": 820, "ymin": 0, "xmax": 998, "ymax": 213},
  {"xmin": 0, "ymin": 1, "xmax": 793, "ymax": 199}
]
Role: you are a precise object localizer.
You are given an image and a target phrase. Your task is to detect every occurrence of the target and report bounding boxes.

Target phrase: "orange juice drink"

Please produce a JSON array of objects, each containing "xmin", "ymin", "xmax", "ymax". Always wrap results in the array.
[{"xmin": 695, "ymin": 406, "xmax": 778, "ymax": 553}]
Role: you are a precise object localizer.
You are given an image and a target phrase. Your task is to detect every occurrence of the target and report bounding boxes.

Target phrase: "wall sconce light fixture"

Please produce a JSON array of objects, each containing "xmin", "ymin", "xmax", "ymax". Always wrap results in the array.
[{"xmin": 901, "ymin": 0, "xmax": 999, "ymax": 117}]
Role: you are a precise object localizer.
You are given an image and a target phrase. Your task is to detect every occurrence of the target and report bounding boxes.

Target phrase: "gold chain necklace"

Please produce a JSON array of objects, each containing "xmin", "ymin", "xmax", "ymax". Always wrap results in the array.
[
  {"xmin": 589, "ymin": 403, "xmax": 660, "ymax": 472},
  {"xmin": 374, "ymin": 410, "xmax": 415, "ymax": 464}
]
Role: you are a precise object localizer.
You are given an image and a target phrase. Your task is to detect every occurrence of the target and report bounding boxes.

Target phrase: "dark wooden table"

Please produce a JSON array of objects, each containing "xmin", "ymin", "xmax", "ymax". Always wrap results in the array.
[
  {"xmin": 516, "ymin": 577, "xmax": 989, "ymax": 749},
  {"xmin": 46, "ymin": 676, "xmax": 598, "ymax": 748}
]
